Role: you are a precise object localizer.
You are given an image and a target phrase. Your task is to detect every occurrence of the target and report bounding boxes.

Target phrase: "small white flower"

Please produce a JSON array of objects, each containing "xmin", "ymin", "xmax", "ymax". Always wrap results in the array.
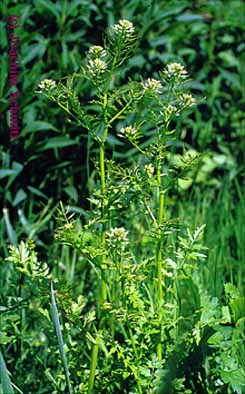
[
  {"xmin": 88, "ymin": 45, "xmax": 107, "ymax": 59},
  {"xmin": 38, "ymin": 79, "xmax": 56, "ymax": 92},
  {"xmin": 88, "ymin": 58, "xmax": 107, "ymax": 71},
  {"xmin": 112, "ymin": 19, "xmax": 135, "ymax": 36},
  {"xmin": 141, "ymin": 78, "xmax": 162, "ymax": 94},
  {"xmin": 118, "ymin": 125, "xmax": 138, "ymax": 139},
  {"xmin": 86, "ymin": 58, "xmax": 107, "ymax": 79},
  {"xmin": 215, "ymin": 379, "xmax": 224, "ymax": 387},
  {"xmin": 106, "ymin": 227, "xmax": 129, "ymax": 248},
  {"xmin": 162, "ymin": 63, "xmax": 188, "ymax": 80},
  {"xmin": 144, "ymin": 163, "xmax": 154, "ymax": 177},
  {"xmin": 160, "ymin": 105, "xmax": 179, "ymax": 121},
  {"xmin": 178, "ymin": 93, "xmax": 196, "ymax": 108},
  {"xmin": 166, "ymin": 104, "xmax": 178, "ymax": 115}
]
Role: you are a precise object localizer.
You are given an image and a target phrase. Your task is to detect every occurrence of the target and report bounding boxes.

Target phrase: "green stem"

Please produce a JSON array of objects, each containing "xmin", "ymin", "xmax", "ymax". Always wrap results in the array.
[
  {"xmin": 157, "ymin": 193, "xmax": 164, "ymax": 302},
  {"xmin": 128, "ymin": 326, "xmax": 143, "ymax": 394},
  {"xmin": 108, "ymin": 98, "xmax": 132, "ymax": 125},
  {"xmin": 88, "ymin": 333, "xmax": 100, "ymax": 394},
  {"xmin": 131, "ymin": 141, "xmax": 146, "ymax": 155},
  {"xmin": 98, "ymin": 91, "xmax": 112, "ymax": 308},
  {"xmin": 52, "ymin": 99, "xmax": 77, "ymax": 122},
  {"xmin": 88, "ymin": 83, "xmax": 111, "ymax": 394},
  {"xmin": 156, "ymin": 144, "xmax": 165, "ymax": 361},
  {"xmin": 99, "ymin": 138, "xmax": 108, "ymax": 306}
]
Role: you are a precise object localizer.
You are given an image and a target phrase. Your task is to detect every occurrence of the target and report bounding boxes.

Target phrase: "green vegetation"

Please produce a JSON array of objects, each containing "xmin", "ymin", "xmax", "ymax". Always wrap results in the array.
[{"xmin": 0, "ymin": 1, "xmax": 244, "ymax": 393}]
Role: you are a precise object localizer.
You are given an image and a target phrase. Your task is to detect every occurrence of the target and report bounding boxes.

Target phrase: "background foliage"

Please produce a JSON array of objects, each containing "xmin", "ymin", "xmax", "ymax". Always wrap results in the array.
[{"xmin": 0, "ymin": 0, "xmax": 244, "ymax": 393}]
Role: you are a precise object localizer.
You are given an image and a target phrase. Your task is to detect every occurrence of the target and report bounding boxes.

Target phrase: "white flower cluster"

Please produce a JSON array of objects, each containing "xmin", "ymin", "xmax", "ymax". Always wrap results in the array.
[
  {"xmin": 88, "ymin": 45, "xmax": 107, "ymax": 59},
  {"xmin": 106, "ymin": 227, "xmax": 129, "ymax": 248},
  {"xmin": 162, "ymin": 62, "xmax": 188, "ymax": 80},
  {"xmin": 37, "ymin": 79, "xmax": 56, "ymax": 92},
  {"xmin": 118, "ymin": 125, "xmax": 138, "ymax": 139},
  {"xmin": 144, "ymin": 163, "xmax": 154, "ymax": 177},
  {"xmin": 161, "ymin": 104, "xmax": 179, "ymax": 122},
  {"xmin": 112, "ymin": 19, "xmax": 135, "ymax": 36},
  {"xmin": 178, "ymin": 93, "xmax": 196, "ymax": 108},
  {"xmin": 141, "ymin": 78, "xmax": 162, "ymax": 94},
  {"xmin": 87, "ymin": 58, "xmax": 107, "ymax": 78}
]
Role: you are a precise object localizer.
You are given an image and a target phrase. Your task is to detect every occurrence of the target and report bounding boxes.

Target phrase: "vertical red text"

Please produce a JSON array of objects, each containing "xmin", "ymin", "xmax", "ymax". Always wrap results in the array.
[{"xmin": 8, "ymin": 15, "xmax": 20, "ymax": 140}]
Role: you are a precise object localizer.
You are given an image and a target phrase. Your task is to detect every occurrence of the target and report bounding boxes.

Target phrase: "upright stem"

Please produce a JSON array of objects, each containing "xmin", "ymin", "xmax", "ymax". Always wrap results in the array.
[
  {"xmin": 99, "ymin": 137, "xmax": 107, "ymax": 306},
  {"xmin": 157, "ymin": 167, "xmax": 164, "ymax": 302},
  {"xmin": 156, "ymin": 143, "xmax": 165, "ymax": 361},
  {"xmin": 99, "ymin": 92, "xmax": 110, "ymax": 307},
  {"xmin": 88, "ymin": 332, "xmax": 100, "ymax": 394},
  {"xmin": 128, "ymin": 326, "xmax": 143, "ymax": 394},
  {"xmin": 88, "ymin": 86, "xmax": 110, "ymax": 394}
]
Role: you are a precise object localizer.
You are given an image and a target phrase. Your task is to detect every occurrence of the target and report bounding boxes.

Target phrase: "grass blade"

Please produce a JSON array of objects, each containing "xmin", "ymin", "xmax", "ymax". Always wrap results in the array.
[
  {"xmin": 3, "ymin": 208, "xmax": 17, "ymax": 245},
  {"xmin": 0, "ymin": 351, "xmax": 15, "ymax": 394},
  {"xmin": 50, "ymin": 281, "xmax": 73, "ymax": 394}
]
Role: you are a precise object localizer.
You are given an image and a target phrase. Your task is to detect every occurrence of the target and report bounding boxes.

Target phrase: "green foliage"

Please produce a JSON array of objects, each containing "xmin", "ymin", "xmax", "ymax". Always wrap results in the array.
[
  {"xmin": 51, "ymin": 282, "xmax": 73, "ymax": 394},
  {"xmin": 0, "ymin": 1, "xmax": 244, "ymax": 394},
  {"xmin": 0, "ymin": 351, "xmax": 15, "ymax": 394}
]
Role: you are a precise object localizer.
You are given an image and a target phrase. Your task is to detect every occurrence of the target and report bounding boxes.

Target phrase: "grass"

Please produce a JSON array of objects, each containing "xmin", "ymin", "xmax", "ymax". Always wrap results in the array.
[
  {"xmin": 177, "ymin": 176, "xmax": 245, "ymax": 298},
  {"xmin": 0, "ymin": 1, "xmax": 244, "ymax": 393}
]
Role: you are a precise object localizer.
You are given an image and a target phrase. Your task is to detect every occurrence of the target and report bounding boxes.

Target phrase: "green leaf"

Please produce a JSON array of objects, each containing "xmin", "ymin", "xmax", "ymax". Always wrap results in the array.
[
  {"xmin": 50, "ymin": 282, "xmax": 73, "ymax": 394},
  {"xmin": 107, "ymin": 134, "xmax": 124, "ymax": 146},
  {"xmin": 64, "ymin": 186, "xmax": 78, "ymax": 203},
  {"xmin": 40, "ymin": 137, "xmax": 78, "ymax": 150},
  {"xmin": 176, "ymin": 14, "xmax": 205, "ymax": 22},
  {"xmin": 27, "ymin": 186, "xmax": 48, "ymax": 200},
  {"xmin": 0, "ymin": 351, "xmax": 15, "ymax": 394},
  {"xmin": 221, "ymin": 369, "xmax": 245, "ymax": 392},
  {"xmin": 230, "ymin": 297, "xmax": 245, "ymax": 322},
  {"xmin": 68, "ymin": 206, "xmax": 89, "ymax": 217},
  {"xmin": 218, "ymin": 50, "xmax": 239, "ymax": 68},
  {"xmin": 222, "ymin": 306, "xmax": 232, "ymax": 323},
  {"xmin": 33, "ymin": 0, "xmax": 60, "ymax": 22},
  {"xmin": 22, "ymin": 42, "xmax": 47, "ymax": 65},
  {"xmin": 0, "ymin": 53, "xmax": 8, "ymax": 97},
  {"xmin": 62, "ymin": 41, "xmax": 68, "ymax": 69},
  {"xmin": 0, "ymin": 332, "xmax": 12, "ymax": 345},
  {"xmin": 3, "ymin": 208, "xmax": 17, "ymax": 245},
  {"xmin": 17, "ymin": 209, "xmax": 32, "ymax": 235},
  {"xmin": 0, "ymin": 169, "xmax": 16, "ymax": 179},
  {"xmin": 12, "ymin": 189, "xmax": 27, "ymax": 206},
  {"xmin": 21, "ymin": 121, "xmax": 58, "ymax": 136},
  {"xmin": 207, "ymin": 331, "xmax": 223, "ymax": 345}
]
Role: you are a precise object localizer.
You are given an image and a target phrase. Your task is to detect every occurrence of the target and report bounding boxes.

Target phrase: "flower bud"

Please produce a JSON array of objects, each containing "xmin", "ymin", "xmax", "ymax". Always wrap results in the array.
[
  {"xmin": 87, "ymin": 45, "xmax": 107, "ymax": 60},
  {"xmin": 118, "ymin": 125, "xmax": 138, "ymax": 139},
  {"xmin": 141, "ymin": 78, "xmax": 162, "ymax": 94},
  {"xmin": 178, "ymin": 93, "xmax": 196, "ymax": 108},
  {"xmin": 86, "ymin": 58, "xmax": 107, "ymax": 80},
  {"xmin": 112, "ymin": 19, "xmax": 135, "ymax": 37},
  {"xmin": 162, "ymin": 63, "xmax": 188, "ymax": 81},
  {"xmin": 37, "ymin": 79, "xmax": 56, "ymax": 92}
]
